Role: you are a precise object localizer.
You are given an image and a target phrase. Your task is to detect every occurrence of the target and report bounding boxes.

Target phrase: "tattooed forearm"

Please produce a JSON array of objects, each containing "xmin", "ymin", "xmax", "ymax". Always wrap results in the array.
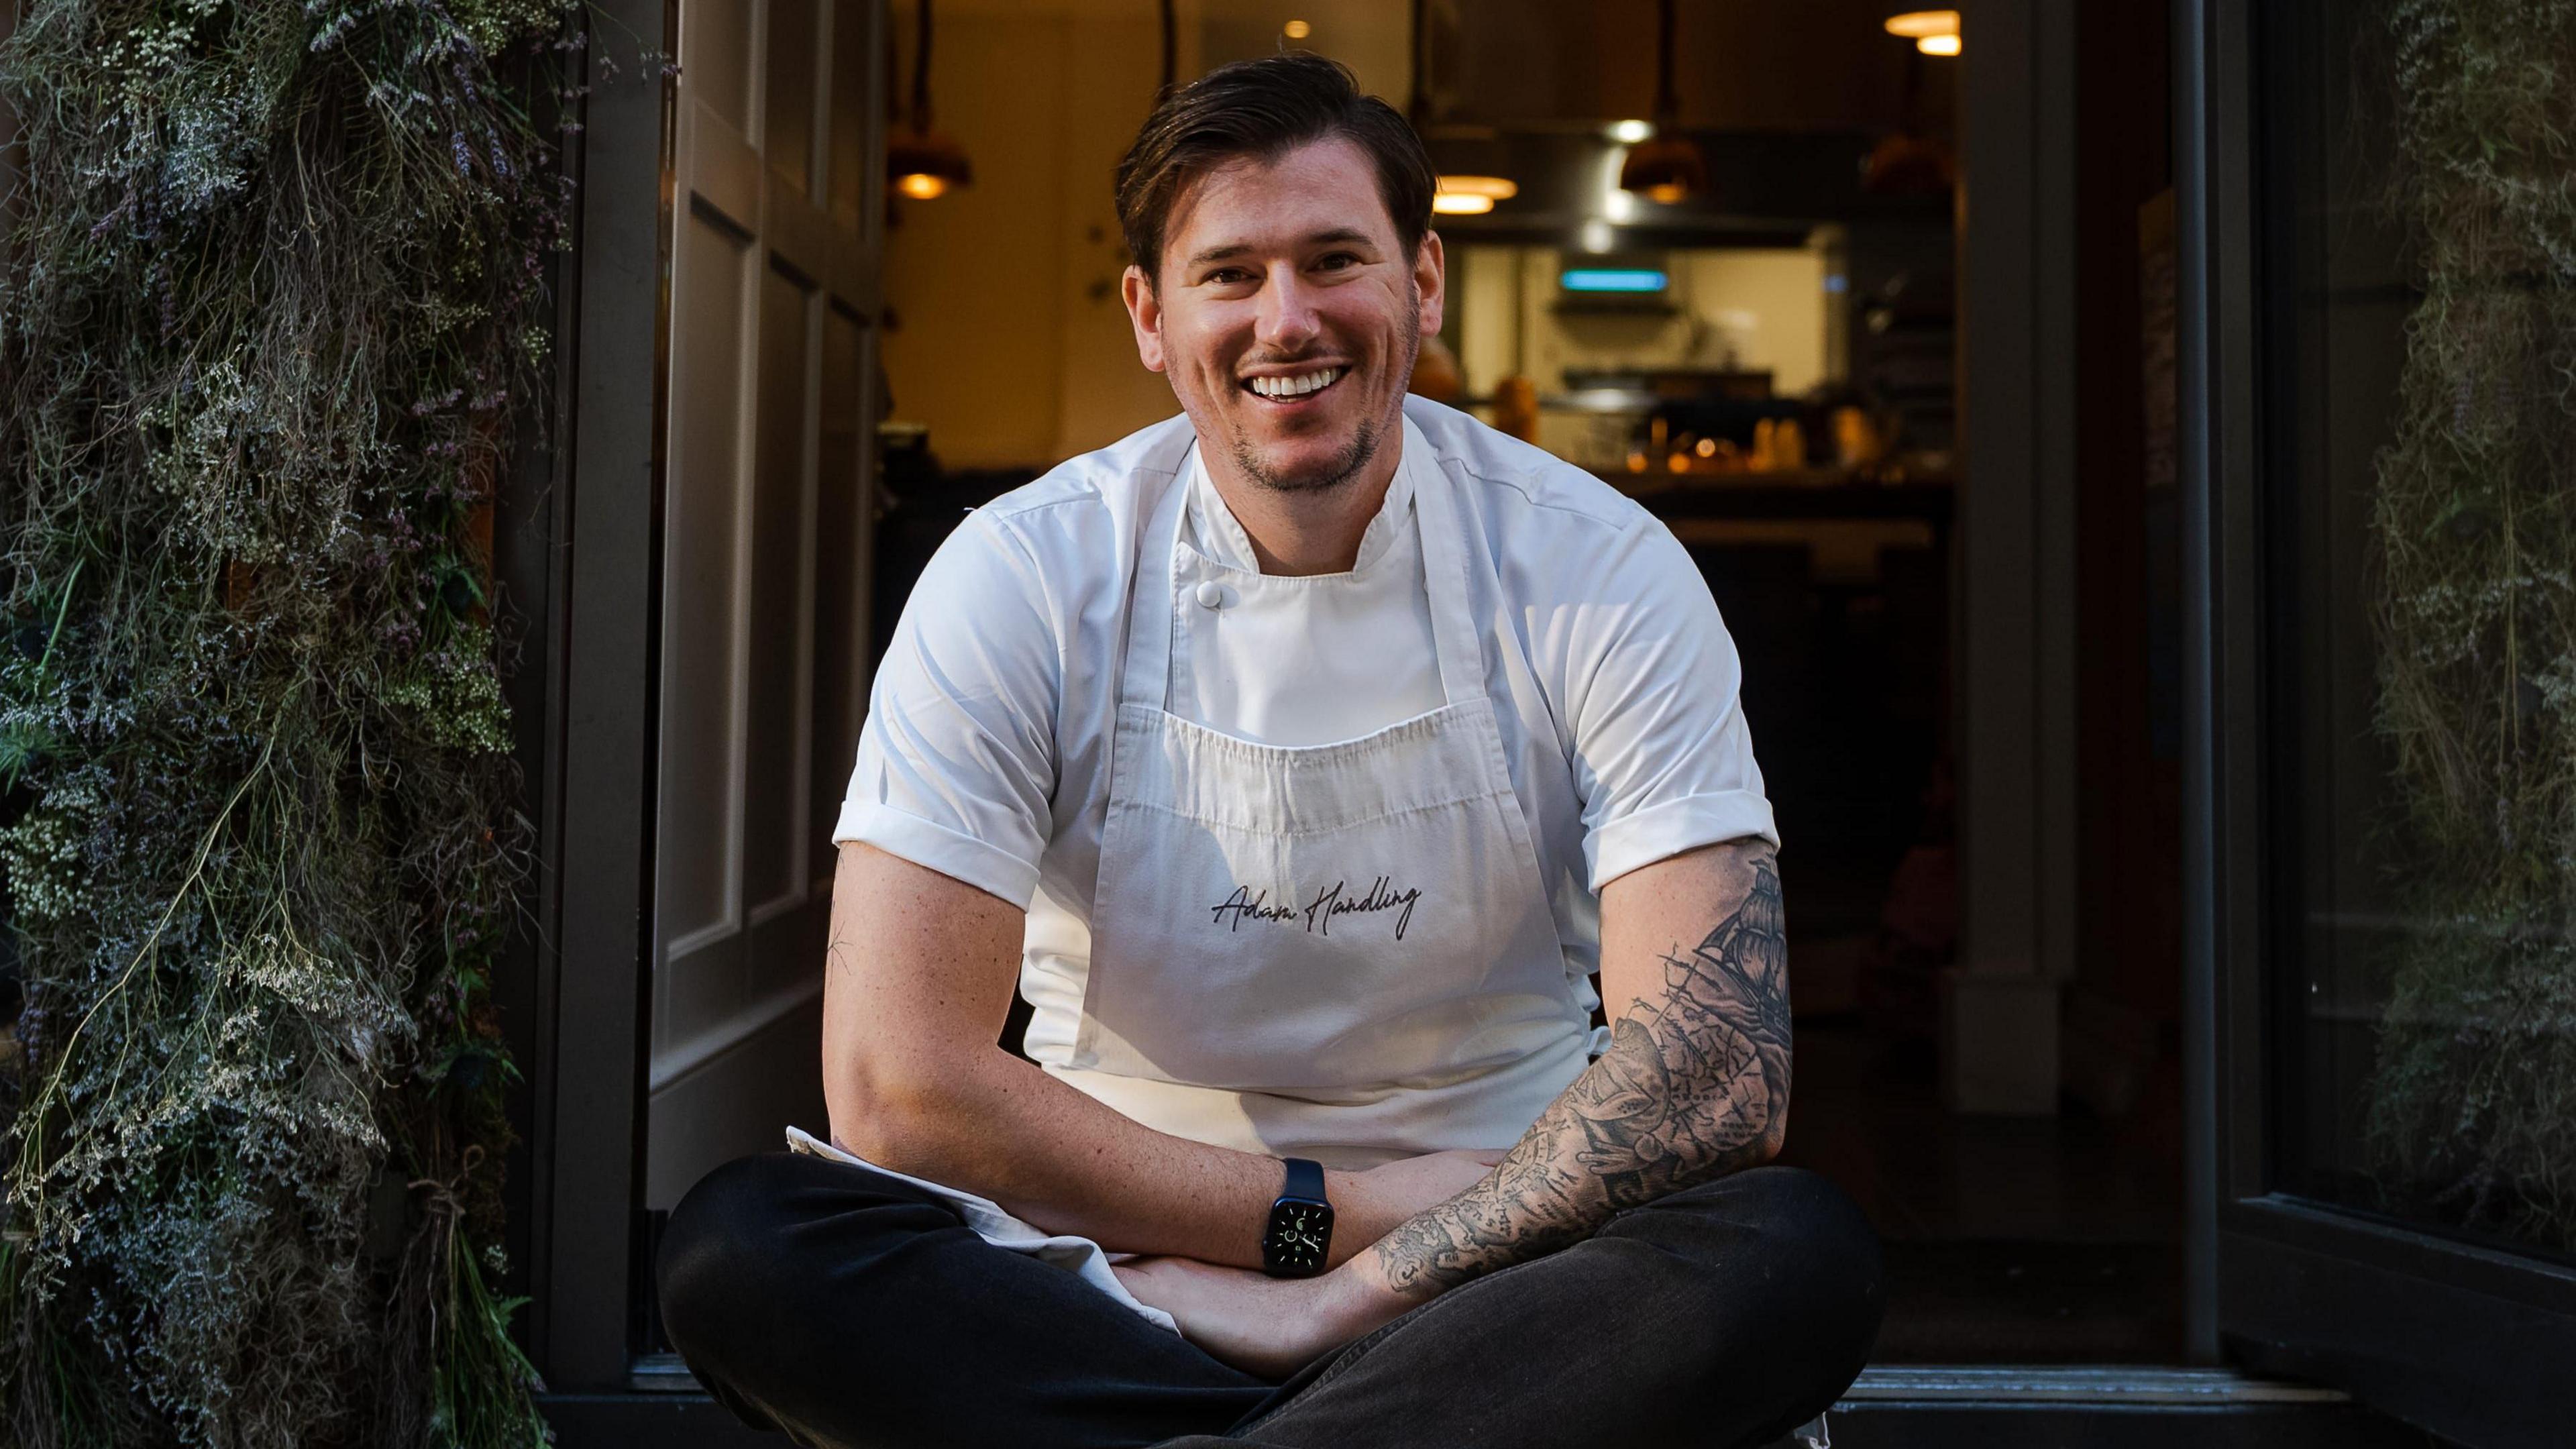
[{"xmin": 1369, "ymin": 853, "xmax": 1790, "ymax": 1297}]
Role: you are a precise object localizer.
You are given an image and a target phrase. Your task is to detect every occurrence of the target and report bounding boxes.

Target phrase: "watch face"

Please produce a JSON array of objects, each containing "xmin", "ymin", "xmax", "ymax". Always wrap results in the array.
[{"xmin": 1263, "ymin": 1200, "xmax": 1334, "ymax": 1275}]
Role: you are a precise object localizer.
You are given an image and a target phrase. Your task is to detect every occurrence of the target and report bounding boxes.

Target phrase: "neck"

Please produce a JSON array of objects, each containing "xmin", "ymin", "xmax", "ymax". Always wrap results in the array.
[{"xmin": 1200, "ymin": 425, "xmax": 1404, "ymax": 576}]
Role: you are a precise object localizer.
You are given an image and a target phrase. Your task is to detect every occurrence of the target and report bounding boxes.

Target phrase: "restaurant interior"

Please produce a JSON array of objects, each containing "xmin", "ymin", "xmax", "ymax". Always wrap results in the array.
[{"xmin": 669, "ymin": 0, "xmax": 2188, "ymax": 1365}]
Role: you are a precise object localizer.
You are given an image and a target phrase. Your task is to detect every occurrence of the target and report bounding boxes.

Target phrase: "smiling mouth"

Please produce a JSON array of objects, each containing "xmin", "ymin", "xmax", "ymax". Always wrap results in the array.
[{"xmin": 1242, "ymin": 366, "xmax": 1348, "ymax": 402}]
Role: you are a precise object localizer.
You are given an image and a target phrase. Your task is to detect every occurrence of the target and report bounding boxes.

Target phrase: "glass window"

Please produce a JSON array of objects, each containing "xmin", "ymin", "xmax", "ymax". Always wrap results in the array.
[{"xmin": 2262, "ymin": 0, "xmax": 2576, "ymax": 1260}]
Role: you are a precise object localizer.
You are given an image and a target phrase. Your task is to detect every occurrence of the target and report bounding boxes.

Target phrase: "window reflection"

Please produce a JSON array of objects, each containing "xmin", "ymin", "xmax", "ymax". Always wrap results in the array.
[{"xmin": 2267, "ymin": 0, "xmax": 2576, "ymax": 1260}]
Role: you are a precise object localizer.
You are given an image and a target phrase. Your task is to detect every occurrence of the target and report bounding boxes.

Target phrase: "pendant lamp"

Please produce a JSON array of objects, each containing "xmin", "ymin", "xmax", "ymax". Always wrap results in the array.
[
  {"xmin": 1617, "ymin": 0, "xmax": 1707, "ymax": 205},
  {"xmin": 1863, "ymin": 8, "xmax": 1957, "ymax": 195},
  {"xmin": 889, "ymin": 0, "xmax": 972, "ymax": 200},
  {"xmin": 1409, "ymin": 0, "xmax": 1521, "ymax": 218}
]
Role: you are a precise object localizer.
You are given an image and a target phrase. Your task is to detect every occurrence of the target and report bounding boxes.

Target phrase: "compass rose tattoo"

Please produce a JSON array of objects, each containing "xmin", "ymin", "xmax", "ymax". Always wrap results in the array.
[{"xmin": 1370, "ymin": 851, "xmax": 1791, "ymax": 1295}]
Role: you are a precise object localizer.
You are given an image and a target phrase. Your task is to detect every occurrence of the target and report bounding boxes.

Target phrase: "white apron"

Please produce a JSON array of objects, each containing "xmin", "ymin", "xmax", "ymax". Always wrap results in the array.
[{"xmin": 1055, "ymin": 437, "xmax": 1599, "ymax": 1167}]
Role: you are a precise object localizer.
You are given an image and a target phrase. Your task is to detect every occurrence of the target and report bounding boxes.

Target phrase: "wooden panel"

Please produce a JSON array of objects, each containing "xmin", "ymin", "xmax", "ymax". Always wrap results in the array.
[
  {"xmin": 809, "ymin": 305, "xmax": 871, "ymax": 885},
  {"xmin": 685, "ymin": 100, "xmax": 761, "ymax": 237},
  {"xmin": 643, "ymin": 996, "xmax": 828, "ymax": 1210},
  {"xmin": 741, "ymin": 263, "xmax": 816, "ymax": 916},
  {"xmin": 765, "ymin": 0, "xmax": 818, "ymax": 195},
  {"xmin": 762, "ymin": 185, "xmax": 868, "ymax": 305},
  {"xmin": 657, "ymin": 207, "xmax": 753, "ymax": 953},
  {"xmin": 679, "ymin": 0, "xmax": 753, "ymax": 136},
  {"xmin": 827, "ymin": 0, "xmax": 871, "ymax": 231}
]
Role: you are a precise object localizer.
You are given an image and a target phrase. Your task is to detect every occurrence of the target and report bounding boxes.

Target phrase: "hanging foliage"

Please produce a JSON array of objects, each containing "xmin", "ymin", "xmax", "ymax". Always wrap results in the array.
[
  {"xmin": 2365, "ymin": 0, "xmax": 2576, "ymax": 1252},
  {"xmin": 0, "ymin": 1, "xmax": 578, "ymax": 1444}
]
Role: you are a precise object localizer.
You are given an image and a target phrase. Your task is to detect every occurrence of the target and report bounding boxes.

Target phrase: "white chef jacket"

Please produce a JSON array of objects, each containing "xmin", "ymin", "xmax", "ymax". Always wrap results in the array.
[
  {"xmin": 838, "ymin": 396, "xmax": 1774, "ymax": 1153},
  {"xmin": 1169, "ymin": 425, "xmax": 1443, "ymax": 746}
]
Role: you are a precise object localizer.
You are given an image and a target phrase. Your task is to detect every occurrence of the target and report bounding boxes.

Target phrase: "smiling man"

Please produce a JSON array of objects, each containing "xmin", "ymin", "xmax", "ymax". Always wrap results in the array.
[{"xmin": 657, "ymin": 53, "xmax": 1882, "ymax": 1449}]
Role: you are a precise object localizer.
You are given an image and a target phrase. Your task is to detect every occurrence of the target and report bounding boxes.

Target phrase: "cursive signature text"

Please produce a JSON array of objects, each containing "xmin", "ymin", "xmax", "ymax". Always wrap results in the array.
[{"xmin": 1208, "ymin": 877, "xmax": 1423, "ymax": 941}]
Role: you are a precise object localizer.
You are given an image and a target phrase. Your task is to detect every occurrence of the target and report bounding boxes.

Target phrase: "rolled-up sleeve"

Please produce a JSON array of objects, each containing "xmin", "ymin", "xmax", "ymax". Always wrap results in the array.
[
  {"xmin": 835, "ymin": 513, "xmax": 1059, "ymax": 906},
  {"xmin": 1565, "ymin": 515, "xmax": 1776, "ymax": 890}
]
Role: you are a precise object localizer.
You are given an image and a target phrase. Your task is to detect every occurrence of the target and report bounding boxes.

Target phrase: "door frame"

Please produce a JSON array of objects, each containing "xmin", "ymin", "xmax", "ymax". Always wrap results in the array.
[
  {"xmin": 2176, "ymin": 0, "xmax": 2576, "ymax": 1442},
  {"xmin": 512, "ymin": 0, "xmax": 891, "ymax": 1393},
  {"xmin": 510, "ymin": 0, "xmax": 678, "ymax": 1393}
]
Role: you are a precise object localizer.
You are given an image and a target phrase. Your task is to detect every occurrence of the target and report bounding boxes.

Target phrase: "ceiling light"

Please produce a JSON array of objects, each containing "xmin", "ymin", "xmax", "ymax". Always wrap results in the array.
[
  {"xmin": 1884, "ymin": 9, "xmax": 1960, "ymax": 39},
  {"xmin": 1580, "ymin": 218, "xmax": 1617, "ymax": 254},
  {"xmin": 1433, "ymin": 174, "xmax": 1515, "ymax": 216},
  {"xmin": 1607, "ymin": 119, "xmax": 1654, "ymax": 144},
  {"xmin": 1283, "ymin": 18, "xmax": 1311, "ymax": 39},
  {"xmin": 1917, "ymin": 32, "xmax": 1961, "ymax": 54}
]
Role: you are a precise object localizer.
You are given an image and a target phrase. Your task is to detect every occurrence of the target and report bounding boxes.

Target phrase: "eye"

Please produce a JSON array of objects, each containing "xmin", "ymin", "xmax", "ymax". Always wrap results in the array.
[
  {"xmin": 1316, "ymin": 252, "xmax": 1360, "ymax": 271},
  {"xmin": 1202, "ymin": 266, "xmax": 1254, "ymax": 286}
]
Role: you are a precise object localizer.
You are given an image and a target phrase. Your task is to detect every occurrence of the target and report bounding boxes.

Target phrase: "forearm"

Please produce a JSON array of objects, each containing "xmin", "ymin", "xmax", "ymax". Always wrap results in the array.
[
  {"xmin": 1360, "ymin": 849, "xmax": 1791, "ymax": 1299},
  {"xmin": 835, "ymin": 1053, "xmax": 1358, "ymax": 1269},
  {"xmin": 822, "ymin": 840, "xmax": 1313, "ymax": 1269}
]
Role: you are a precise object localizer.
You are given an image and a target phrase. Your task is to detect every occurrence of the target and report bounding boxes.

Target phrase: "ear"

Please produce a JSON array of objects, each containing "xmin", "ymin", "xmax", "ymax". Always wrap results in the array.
[
  {"xmin": 1120, "ymin": 264, "xmax": 1167, "ymax": 374},
  {"xmin": 1413, "ymin": 229, "xmax": 1447, "ymax": 339}
]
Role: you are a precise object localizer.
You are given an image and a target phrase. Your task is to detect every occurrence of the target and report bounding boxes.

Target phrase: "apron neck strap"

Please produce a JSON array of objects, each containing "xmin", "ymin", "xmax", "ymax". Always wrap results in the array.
[
  {"xmin": 1116, "ymin": 435, "xmax": 1197, "ymax": 714},
  {"xmin": 1404, "ymin": 427, "xmax": 1487, "ymax": 708}
]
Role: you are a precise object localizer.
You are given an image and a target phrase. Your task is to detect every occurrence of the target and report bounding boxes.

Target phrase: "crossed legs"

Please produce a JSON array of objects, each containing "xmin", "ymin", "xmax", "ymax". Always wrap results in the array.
[{"xmin": 657, "ymin": 1152, "xmax": 1881, "ymax": 1449}]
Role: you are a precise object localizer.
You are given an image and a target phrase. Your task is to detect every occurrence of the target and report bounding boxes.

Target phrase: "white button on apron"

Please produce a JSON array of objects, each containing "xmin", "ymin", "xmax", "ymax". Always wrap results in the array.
[{"xmin": 1194, "ymin": 579, "xmax": 1225, "ymax": 609}]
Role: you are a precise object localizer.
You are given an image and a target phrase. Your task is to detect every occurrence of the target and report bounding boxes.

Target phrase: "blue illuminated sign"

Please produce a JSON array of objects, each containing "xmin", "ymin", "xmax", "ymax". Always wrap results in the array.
[{"xmin": 1559, "ymin": 268, "xmax": 1669, "ymax": 293}]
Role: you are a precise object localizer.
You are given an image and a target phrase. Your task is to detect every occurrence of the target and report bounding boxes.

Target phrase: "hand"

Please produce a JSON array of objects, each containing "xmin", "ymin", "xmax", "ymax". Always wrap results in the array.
[
  {"xmin": 1328, "ymin": 1148, "xmax": 1506, "ymax": 1265},
  {"xmin": 1112, "ymin": 1256, "xmax": 1410, "ymax": 1380}
]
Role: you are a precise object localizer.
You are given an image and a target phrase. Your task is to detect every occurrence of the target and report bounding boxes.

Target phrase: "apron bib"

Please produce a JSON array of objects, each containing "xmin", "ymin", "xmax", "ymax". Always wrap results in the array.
[{"xmin": 1065, "ymin": 439, "xmax": 1594, "ymax": 1162}]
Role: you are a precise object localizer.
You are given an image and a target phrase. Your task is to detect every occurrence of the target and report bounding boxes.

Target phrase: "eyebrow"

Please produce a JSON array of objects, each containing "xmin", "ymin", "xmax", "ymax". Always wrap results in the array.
[{"xmin": 1184, "ymin": 228, "xmax": 1379, "ymax": 271}]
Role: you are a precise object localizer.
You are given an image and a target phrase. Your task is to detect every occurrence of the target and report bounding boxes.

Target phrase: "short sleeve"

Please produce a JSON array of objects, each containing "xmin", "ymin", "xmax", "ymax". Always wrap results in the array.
[
  {"xmin": 835, "ymin": 513, "xmax": 1059, "ymax": 907},
  {"xmin": 1564, "ymin": 515, "xmax": 1777, "ymax": 890}
]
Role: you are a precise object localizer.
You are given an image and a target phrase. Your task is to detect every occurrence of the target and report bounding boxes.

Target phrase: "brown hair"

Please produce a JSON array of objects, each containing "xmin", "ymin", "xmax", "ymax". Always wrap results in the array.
[{"xmin": 1115, "ymin": 52, "xmax": 1437, "ymax": 284}]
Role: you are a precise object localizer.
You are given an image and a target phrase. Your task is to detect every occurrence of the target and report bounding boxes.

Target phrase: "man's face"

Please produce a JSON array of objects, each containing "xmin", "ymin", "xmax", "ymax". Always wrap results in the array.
[{"xmin": 1122, "ymin": 137, "xmax": 1444, "ymax": 495}]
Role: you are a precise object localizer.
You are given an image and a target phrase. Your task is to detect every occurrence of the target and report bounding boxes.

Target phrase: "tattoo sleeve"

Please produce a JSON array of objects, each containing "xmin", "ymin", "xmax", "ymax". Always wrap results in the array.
[{"xmin": 1368, "ymin": 852, "xmax": 1791, "ymax": 1297}]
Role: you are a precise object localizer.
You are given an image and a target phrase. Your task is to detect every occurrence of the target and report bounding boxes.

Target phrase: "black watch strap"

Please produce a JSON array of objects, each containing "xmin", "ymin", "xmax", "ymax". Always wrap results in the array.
[{"xmin": 1281, "ymin": 1157, "xmax": 1326, "ymax": 1203}]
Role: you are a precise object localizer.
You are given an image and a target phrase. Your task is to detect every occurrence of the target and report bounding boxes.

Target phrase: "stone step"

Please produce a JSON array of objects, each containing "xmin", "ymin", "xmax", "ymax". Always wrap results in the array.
[{"xmin": 543, "ymin": 1361, "xmax": 2443, "ymax": 1448}]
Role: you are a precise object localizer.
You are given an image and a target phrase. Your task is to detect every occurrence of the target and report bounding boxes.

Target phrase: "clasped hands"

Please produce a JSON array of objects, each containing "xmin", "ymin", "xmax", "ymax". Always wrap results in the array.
[{"xmin": 1110, "ymin": 1148, "xmax": 1501, "ymax": 1379}]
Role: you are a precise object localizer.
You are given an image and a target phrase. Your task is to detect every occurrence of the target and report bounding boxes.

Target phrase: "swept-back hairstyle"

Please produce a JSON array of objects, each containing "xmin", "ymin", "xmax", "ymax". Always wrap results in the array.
[{"xmin": 1115, "ymin": 51, "xmax": 1437, "ymax": 283}]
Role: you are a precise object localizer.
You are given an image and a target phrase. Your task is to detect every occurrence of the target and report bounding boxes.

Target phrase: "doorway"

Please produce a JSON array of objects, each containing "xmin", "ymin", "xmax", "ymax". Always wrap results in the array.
[
  {"xmin": 841, "ymin": 0, "xmax": 2194, "ymax": 1369},
  {"xmin": 509, "ymin": 5, "xmax": 2576, "ymax": 1444}
]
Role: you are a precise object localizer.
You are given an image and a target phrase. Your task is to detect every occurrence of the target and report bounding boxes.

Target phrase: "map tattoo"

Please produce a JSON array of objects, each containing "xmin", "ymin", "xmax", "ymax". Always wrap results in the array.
[{"xmin": 1369, "ymin": 852, "xmax": 1791, "ymax": 1296}]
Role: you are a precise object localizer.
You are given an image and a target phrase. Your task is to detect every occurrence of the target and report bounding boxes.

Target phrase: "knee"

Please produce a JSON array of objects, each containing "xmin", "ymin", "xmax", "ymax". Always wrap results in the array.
[
  {"xmin": 656, "ymin": 1153, "xmax": 830, "ymax": 1358},
  {"xmin": 1640, "ymin": 1167, "xmax": 1886, "ymax": 1371},
  {"xmin": 1721, "ymin": 1167, "xmax": 1884, "ymax": 1364},
  {"xmin": 657, "ymin": 1151, "xmax": 956, "ymax": 1361}
]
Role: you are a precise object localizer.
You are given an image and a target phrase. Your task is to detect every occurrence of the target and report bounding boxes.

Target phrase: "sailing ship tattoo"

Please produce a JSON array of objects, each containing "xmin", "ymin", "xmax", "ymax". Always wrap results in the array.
[{"xmin": 1371, "ymin": 853, "xmax": 1791, "ymax": 1295}]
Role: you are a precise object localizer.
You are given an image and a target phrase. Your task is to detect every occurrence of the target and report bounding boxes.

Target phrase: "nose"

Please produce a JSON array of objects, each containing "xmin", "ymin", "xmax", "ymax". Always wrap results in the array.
[{"xmin": 1255, "ymin": 266, "xmax": 1324, "ymax": 354}]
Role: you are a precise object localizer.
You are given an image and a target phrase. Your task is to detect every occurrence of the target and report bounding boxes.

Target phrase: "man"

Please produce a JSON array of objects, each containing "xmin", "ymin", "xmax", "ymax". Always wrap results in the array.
[{"xmin": 659, "ymin": 52, "xmax": 1882, "ymax": 1449}]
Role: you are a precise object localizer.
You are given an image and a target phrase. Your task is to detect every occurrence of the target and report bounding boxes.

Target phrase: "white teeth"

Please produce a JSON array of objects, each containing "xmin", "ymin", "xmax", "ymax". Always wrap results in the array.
[{"xmin": 1249, "ymin": 368, "xmax": 1343, "ymax": 398}]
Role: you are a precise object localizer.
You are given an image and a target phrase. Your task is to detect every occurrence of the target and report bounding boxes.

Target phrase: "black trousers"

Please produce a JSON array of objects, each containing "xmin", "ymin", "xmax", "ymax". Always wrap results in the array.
[{"xmin": 657, "ymin": 1152, "xmax": 1883, "ymax": 1449}]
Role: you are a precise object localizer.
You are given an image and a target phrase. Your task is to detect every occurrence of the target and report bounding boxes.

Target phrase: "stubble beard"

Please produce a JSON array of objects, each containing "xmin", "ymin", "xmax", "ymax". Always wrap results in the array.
[{"xmin": 1225, "ymin": 306, "xmax": 1420, "ymax": 496}]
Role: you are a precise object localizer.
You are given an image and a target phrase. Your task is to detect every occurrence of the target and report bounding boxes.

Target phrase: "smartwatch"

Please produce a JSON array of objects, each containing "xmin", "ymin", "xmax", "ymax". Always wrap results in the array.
[{"xmin": 1260, "ymin": 1157, "xmax": 1334, "ymax": 1279}]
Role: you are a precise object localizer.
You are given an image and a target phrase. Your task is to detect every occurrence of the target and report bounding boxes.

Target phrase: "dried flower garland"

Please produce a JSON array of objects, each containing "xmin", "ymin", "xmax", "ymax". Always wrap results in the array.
[{"xmin": 0, "ymin": 2, "xmax": 580, "ymax": 1443}]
